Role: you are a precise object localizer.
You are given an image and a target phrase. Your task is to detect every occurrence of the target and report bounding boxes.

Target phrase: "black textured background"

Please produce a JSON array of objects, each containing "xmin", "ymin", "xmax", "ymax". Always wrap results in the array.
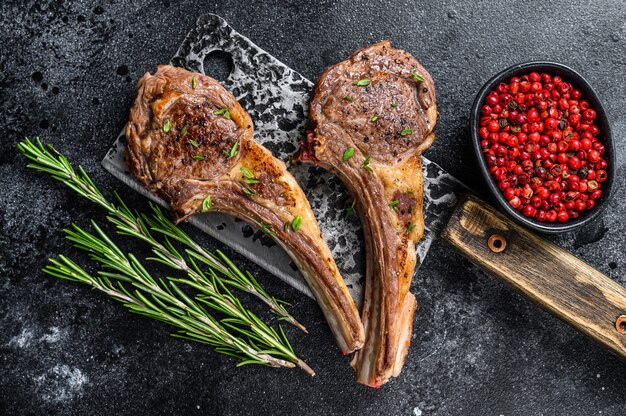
[{"xmin": 2, "ymin": 1, "xmax": 626, "ymax": 415}]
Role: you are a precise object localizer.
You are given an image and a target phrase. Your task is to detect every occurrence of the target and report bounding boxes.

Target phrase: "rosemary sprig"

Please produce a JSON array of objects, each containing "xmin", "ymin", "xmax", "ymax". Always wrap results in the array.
[
  {"xmin": 145, "ymin": 205, "xmax": 304, "ymax": 330},
  {"xmin": 17, "ymin": 138, "xmax": 305, "ymax": 332},
  {"xmin": 19, "ymin": 138, "xmax": 313, "ymax": 374},
  {"xmin": 45, "ymin": 221, "xmax": 312, "ymax": 373}
]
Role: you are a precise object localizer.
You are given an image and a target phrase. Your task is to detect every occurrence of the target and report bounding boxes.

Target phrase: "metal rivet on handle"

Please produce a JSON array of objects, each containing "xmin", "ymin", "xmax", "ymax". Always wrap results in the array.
[
  {"xmin": 615, "ymin": 315, "xmax": 626, "ymax": 334},
  {"xmin": 488, "ymin": 234, "xmax": 507, "ymax": 253}
]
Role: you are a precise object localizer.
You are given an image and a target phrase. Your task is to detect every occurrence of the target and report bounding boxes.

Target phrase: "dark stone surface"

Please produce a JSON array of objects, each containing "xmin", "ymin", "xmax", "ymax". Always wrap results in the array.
[{"xmin": 1, "ymin": 0, "xmax": 625, "ymax": 414}]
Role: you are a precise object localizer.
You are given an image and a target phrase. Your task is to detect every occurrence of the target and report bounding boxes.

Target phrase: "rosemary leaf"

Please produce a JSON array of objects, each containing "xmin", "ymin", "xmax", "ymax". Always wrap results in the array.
[
  {"xmin": 214, "ymin": 107, "xmax": 231, "ymax": 119},
  {"xmin": 240, "ymin": 167, "xmax": 255, "ymax": 179},
  {"xmin": 260, "ymin": 223, "xmax": 275, "ymax": 236},
  {"xmin": 352, "ymin": 78, "xmax": 370, "ymax": 86},
  {"xmin": 181, "ymin": 124, "xmax": 190, "ymax": 138},
  {"xmin": 344, "ymin": 199, "xmax": 356, "ymax": 219},
  {"xmin": 291, "ymin": 216, "xmax": 302, "ymax": 232},
  {"xmin": 410, "ymin": 68, "xmax": 425, "ymax": 82},
  {"xmin": 224, "ymin": 141, "xmax": 239, "ymax": 159},
  {"xmin": 202, "ymin": 195, "xmax": 212, "ymax": 212},
  {"xmin": 241, "ymin": 185, "xmax": 256, "ymax": 197},
  {"xmin": 362, "ymin": 155, "xmax": 373, "ymax": 172}
]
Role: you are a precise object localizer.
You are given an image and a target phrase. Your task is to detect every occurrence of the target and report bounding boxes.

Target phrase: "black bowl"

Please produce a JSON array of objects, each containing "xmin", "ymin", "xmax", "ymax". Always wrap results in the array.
[{"xmin": 470, "ymin": 62, "xmax": 615, "ymax": 234}]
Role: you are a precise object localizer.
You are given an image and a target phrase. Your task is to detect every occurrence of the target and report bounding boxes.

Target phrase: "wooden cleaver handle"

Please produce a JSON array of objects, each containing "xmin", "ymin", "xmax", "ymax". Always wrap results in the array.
[{"xmin": 440, "ymin": 193, "xmax": 626, "ymax": 359}]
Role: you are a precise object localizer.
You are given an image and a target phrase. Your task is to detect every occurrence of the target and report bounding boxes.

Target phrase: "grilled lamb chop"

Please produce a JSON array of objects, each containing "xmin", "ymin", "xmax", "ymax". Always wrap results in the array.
[
  {"xmin": 295, "ymin": 42, "xmax": 437, "ymax": 387},
  {"xmin": 125, "ymin": 65, "xmax": 365, "ymax": 354}
]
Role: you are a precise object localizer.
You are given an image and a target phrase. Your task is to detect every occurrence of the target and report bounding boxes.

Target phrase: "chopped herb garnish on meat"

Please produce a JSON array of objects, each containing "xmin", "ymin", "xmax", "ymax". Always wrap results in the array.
[
  {"xmin": 230, "ymin": 141, "xmax": 239, "ymax": 158},
  {"xmin": 224, "ymin": 141, "xmax": 239, "ymax": 159},
  {"xmin": 192, "ymin": 155, "xmax": 205, "ymax": 160},
  {"xmin": 343, "ymin": 95, "xmax": 354, "ymax": 102},
  {"xmin": 240, "ymin": 167, "xmax": 259, "ymax": 184},
  {"xmin": 260, "ymin": 222, "xmax": 275, "ymax": 236},
  {"xmin": 352, "ymin": 78, "xmax": 370, "ymax": 87},
  {"xmin": 241, "ymin": 185, "xmax": 256, "ymax": 197},
  {"xmin": 389, "ymin": 200, "xmax": 399, "ymax": 208},
  {"xmin": 344, "ymin": 199, "xmax": 356, "ymax": 218},
  {"xmin": 400, "ymin": 128, "xmax": 413, "ymax": 136},
  {"xmin": 362, "ymin": 155, "xmax": 373, "ymax": 172},
  {"xmin": 201, "ymin": 195, "xmax": 212, "ymax": 212},
  {"xmin": 214, "ymin": 107, "xmax": 231, "ymax": 119},
  {"xmin": 240, "ymin": 167, "xmax": 255, "ymax": 179},
  {"xmin": 391, "ymin": 102, "xmax": 398, "ymax": 107},
  {"xmin": 191, "ymin": 75, "xmax": 197, "ymax": 89},
  {"xmin": 291, "ymin": 215, "xmax": 302, "ymax": 232},
  {"xmin": 410, "ymin": 68, "xmax": 425, "ymax": 82},
  {"xmin": 343, "ymin": 147, "xmax": 355, "ymax": 161},
  {"xmin": 283, "ymin": 221, "xmax": 290, "ymax": 232},
  {"xmin": 370, "ymin": 115, "xmax": 379, "ymax": 122},
  {"xmin": 181, "ymin": 123, "xmax": 190, "ymax": 138},
  {"xmin": 162, "ymin": 119, "xmax": 171, "ymax": 133},
  {"xmin": 188, "ymin": 139, "xmax": 199, "ymax": 147},
  {"xmin": 406, "ymin": 222, "xmax": 416, "ymax": 233}
]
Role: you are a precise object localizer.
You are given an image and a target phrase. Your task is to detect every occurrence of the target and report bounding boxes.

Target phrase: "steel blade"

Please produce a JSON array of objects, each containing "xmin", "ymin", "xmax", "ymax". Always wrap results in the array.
[{"xmin": 102, "ymin": 14, "xmax": 466, "ymax": 305}]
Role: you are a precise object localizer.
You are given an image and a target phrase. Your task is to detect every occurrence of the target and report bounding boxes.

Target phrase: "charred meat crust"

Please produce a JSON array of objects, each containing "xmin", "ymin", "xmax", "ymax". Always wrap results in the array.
[
  {"xmin": 298, "ymin": 41, "xmax": 437, "ymax": 387},
  {"xmin": 125, "ymin": 65, "xmax": 365, "ymax": 355}
]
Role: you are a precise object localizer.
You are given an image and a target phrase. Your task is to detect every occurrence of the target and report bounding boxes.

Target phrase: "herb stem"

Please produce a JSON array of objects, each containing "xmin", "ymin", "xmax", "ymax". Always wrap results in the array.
[
  {"xmin": 18, "ymin": 138, "xmax": 305, "ymax": 332},
  {"xmin": 46, "ymin": 223, "xmax": 304, "ymax": 371}
]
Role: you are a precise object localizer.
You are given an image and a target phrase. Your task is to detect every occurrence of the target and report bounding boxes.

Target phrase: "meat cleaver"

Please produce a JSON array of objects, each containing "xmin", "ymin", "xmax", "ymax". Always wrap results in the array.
[{"xmin": 102, "ymin": 14, "xmax": 626, "ymax": 360}]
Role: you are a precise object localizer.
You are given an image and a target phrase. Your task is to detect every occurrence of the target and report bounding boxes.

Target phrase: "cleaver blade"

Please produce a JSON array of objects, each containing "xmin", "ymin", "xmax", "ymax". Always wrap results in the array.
[{"xmin": 102, "ymin": 13, "xmax": 462, "ymax": 305}]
